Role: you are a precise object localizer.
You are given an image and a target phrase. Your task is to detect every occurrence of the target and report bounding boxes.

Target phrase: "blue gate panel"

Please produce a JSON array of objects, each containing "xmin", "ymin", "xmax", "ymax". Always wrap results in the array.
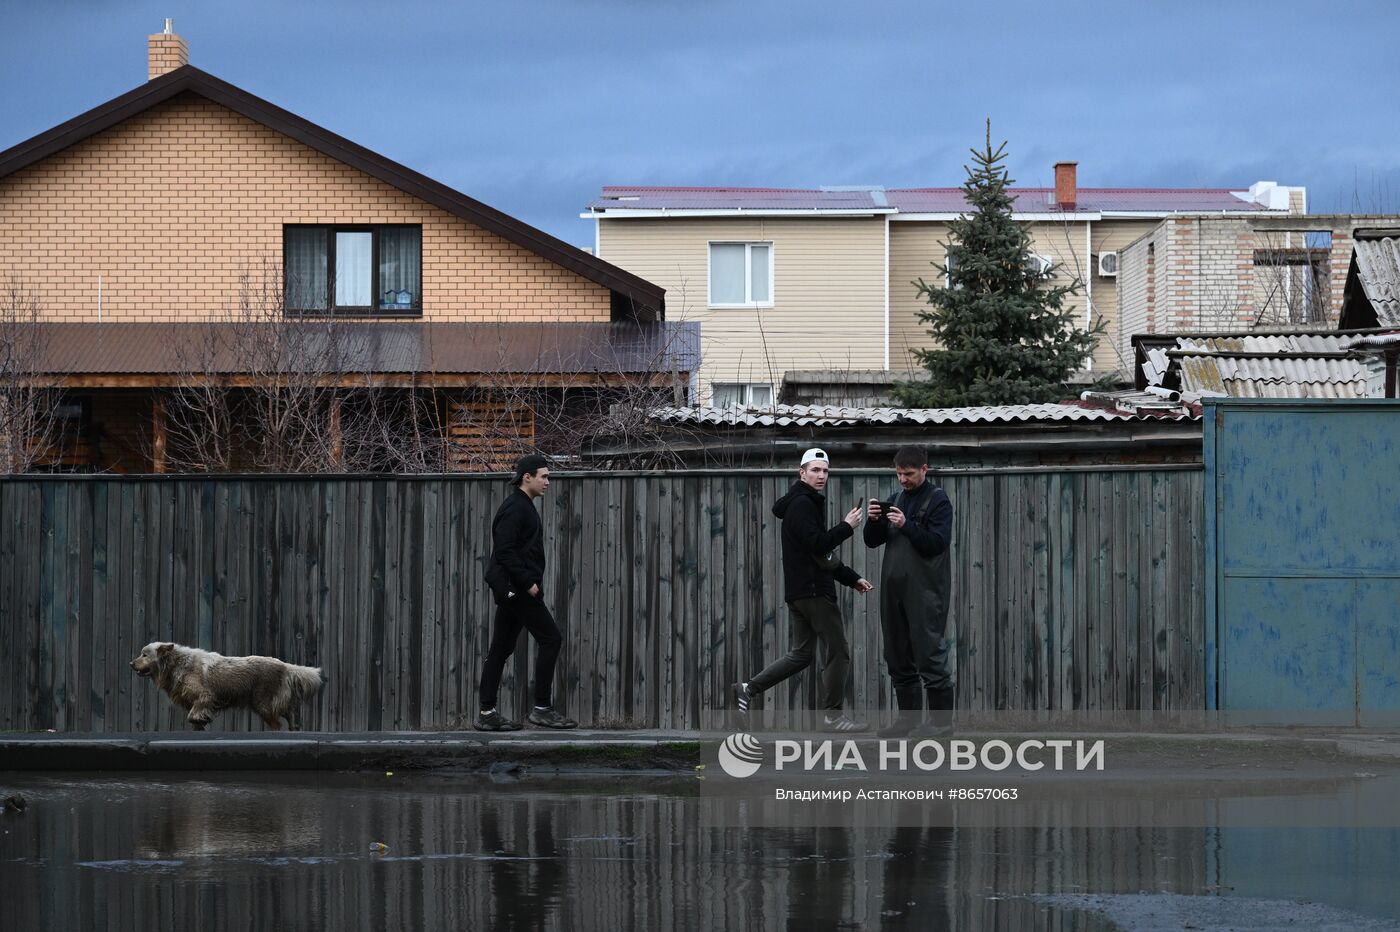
[
  {"xmin": 1223, "ymin": 578, "xmax": 1357, "ymax": 711},
  {"xmin": 1217, "ymin": 410, "xmax": 1400, "ymax": 574},
  {"xmin": 1359, "ymin": 580, "xmax": 1400, "ymax": 712},
  {"xmin": 1207, "ymin": 400, "xmax": 1400, "ymax": 718}
]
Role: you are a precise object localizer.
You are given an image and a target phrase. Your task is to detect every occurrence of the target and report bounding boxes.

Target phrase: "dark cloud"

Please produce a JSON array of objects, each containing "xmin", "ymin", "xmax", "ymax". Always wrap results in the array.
[{"xmin": 4, "ymin": 0, "xmax": 1400, "ymax": 245}]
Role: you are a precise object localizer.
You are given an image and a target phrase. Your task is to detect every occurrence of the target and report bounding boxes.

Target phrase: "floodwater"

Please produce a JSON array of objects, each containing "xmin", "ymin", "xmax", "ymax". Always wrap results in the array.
[{"xmin": 2, "ymin": 771, "xmax": 1399, "ymax": 930}]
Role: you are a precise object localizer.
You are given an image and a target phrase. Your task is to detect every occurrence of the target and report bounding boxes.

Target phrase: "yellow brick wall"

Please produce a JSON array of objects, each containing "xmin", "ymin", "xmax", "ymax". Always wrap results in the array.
[
  {"xmin": 147, "ymin": 35, "xmax": 188, "ymax": 79},
  {"xmin": 0, "ymin": 94, "xmax": 611, "ymax": 323}
]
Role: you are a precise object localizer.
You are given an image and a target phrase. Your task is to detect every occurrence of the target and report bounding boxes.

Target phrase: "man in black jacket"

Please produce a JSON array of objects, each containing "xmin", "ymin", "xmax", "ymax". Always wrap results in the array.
[
  {"xmin": 733, "ymin": 448, "xmax": 873, "ymax": 733},
  {"xmin": 476, "ymin": 454, "xmax": 576, "ymax": 731},
  {"xmin": 864, "ymin": 446, "xmax": 954, "ymax": 737}
]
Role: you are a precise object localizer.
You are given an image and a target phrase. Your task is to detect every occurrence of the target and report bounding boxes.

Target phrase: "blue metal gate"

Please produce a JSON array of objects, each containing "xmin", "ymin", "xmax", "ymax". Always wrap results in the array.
[{"xmin": 1205, "ymin": 399, "xmax": 1400, "ymax": 721}]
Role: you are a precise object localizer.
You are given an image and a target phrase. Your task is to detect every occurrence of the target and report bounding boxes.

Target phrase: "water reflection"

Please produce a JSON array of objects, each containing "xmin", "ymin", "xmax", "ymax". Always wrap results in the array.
[{"xmin": 0, "ymin": 772, "xmax": 1396, "ymax": 930}]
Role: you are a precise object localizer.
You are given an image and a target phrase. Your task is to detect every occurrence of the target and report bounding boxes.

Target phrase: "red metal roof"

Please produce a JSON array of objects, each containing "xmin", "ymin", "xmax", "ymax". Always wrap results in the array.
[
  {"xmin": 589, "ymin": 185, "xmax": 1268, "ymax": 214},
  {"xmin": 592, "ymin": 186, "xmax": 888, "ymax": 211}
]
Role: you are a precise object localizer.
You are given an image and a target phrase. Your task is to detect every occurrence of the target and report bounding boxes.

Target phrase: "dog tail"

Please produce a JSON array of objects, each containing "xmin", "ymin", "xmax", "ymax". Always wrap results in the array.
[{"xmin": 288, "ymin": 664, "xmax": 325, "ymax": 703}]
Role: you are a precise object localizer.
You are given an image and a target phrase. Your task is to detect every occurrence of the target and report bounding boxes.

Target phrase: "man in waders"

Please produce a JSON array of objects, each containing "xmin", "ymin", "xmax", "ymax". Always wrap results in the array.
[{"xmin": 864, "ymin": 445, "xmax": 954, "ymax": 738}]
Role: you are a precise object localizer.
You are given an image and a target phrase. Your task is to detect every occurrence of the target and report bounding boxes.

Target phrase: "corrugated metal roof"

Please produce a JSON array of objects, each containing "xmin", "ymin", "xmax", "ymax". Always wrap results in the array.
[
  {"xmin": 1148, "ymin": 331, "xmax": 1374, "ymax": 399},
  {"xmin": 590, "ymin": 186, "xmax": 1269, "ymax": 214},
  {"xmin": 1176, "ymin": 354, "xmax": 1369, "ymax": 399},
  {"xmin": 33, "ymin": 322, "xmax": 700, "ymax": 375},
  {"xmin": 1353, "ymin": 236, "xmax": 1400, "ymax": 326},
  {"xmin": 650, "ymin": 401, "xmax": 1197, "ymax": 427},
  {"xmin": 1174, "ymin": 334, "xmax": 1357, "ymax": 354}
]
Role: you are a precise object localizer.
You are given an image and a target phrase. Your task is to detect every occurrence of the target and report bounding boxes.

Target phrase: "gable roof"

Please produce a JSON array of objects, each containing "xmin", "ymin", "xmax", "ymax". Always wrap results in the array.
[
  {"xmin": 0, "ymin": 65, "xmax": 665, "ymax": 318},
  {"xmin": 588, "ymin": 185, "xmax": 1275, "ymax": 216}
]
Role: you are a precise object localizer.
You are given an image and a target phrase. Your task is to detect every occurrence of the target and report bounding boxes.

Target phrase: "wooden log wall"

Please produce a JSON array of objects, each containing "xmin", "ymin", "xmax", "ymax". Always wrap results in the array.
[{"xmin": 0, "ymin": 467, "xmax": 1205, "ymax": 731}]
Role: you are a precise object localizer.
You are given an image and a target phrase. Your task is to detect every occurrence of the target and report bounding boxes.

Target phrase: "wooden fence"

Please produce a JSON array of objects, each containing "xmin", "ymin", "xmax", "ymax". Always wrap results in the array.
[{"xmin": 0, "ymin": 467, "xmax": 1205, "ymax": 731}]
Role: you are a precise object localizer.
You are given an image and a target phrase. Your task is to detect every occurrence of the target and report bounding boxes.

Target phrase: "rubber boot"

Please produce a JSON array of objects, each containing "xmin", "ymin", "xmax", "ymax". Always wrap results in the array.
[
  {"xmin": 911, "ymin": 686, "xmax": 955, "ymax": 739},
  {"xmin": 877, "ymin": 686, "xmax": 923, "ymax": 738}
]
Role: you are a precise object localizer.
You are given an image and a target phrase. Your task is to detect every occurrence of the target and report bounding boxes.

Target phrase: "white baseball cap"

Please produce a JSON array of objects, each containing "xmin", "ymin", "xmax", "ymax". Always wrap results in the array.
[{"xmin": 800, "ymin": 447, "xmax": 829, "ymax": 467}]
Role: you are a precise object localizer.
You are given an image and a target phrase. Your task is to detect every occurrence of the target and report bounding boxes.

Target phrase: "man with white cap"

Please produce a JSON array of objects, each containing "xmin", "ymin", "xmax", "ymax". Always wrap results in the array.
[{"xmin": 732, "ymin": 447, "xmax": 873, "ymax": 732}]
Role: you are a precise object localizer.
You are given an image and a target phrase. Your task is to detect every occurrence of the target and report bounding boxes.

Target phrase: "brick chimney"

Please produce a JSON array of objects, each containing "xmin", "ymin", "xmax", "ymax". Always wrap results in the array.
[
  {"xmin": 148, "ymin": 19, "xmax": 188, "ymax": 80},
  {"xmin": 1054, "ymin": 161, "xmax": 1078, "ymax": 210}
]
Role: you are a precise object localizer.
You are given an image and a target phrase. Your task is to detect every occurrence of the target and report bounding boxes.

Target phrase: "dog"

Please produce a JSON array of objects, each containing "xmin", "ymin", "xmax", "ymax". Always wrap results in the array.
[{"xmin": 130, "ymin": 642, "xmax": 324, "ymax": 731}]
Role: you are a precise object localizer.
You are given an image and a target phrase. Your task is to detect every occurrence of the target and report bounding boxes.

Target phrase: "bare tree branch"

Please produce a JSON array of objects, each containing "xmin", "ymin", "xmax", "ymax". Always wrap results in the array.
[{"xmin": 0, "ymin": 277, "xmax": 60, "ymax": 473}]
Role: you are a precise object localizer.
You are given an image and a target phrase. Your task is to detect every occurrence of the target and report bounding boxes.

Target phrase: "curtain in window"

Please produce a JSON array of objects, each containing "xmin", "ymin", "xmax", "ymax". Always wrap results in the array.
[
  {"xmin": 378, "ymin": 227, "xmax": 422, "ymax": 308},
  {"xmin": 710, "ymin": 244, "xmax": 746, "ymax": 304},
  {"xmin": 285, "ymin": 227, "xmax": 328, "ymax": 309},
  {"xmin": 335, "ymin": 231, "xmax": 373, "ymax": 307}
]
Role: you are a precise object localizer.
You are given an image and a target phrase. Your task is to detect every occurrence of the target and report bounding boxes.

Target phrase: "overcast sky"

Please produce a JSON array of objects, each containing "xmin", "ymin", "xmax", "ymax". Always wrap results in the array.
[{"xmin": 4, "ymin": 0, "xmax": 1398, "ymax": 247}]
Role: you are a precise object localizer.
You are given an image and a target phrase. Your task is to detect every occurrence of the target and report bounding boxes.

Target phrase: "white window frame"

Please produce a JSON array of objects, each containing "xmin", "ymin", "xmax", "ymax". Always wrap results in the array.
[
  {"xmin": 710, "ymin": 382, "xmax": 775, "ymax": 408},
  {"xmin": 708, "ymin": 241, "xmax": 775, "ymax": 308}
]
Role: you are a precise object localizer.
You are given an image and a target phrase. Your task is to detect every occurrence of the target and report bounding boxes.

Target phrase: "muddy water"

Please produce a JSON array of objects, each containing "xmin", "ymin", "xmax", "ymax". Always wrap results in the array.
[{"xmin": 1, "ymin": 772, "xmax": 1398, "ymax": 930}]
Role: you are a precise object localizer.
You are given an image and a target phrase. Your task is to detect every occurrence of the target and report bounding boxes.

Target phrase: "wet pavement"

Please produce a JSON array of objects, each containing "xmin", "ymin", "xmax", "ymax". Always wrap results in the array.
[{"xmin": 3, "ymin": 770, "xmax": 1400, "ymax": 930}]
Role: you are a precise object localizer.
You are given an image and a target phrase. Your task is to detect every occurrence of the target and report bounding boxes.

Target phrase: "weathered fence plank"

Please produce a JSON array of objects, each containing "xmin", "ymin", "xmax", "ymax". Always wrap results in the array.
[{"xmin": 0, "ymin": 467, "xmax": 1207, "ymax": 731}]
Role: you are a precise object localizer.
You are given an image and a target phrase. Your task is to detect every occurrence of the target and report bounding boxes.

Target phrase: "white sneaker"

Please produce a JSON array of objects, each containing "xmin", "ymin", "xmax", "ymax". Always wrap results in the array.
[{"xmin": 822, "ymin": 713, "xmax": 869, "ymax": 733}]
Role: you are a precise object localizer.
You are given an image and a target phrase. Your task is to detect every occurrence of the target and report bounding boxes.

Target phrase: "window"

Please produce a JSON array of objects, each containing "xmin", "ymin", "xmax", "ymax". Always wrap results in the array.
[
  {"xmin": 944, "ymin": 248, "xmax": 960, "ymax": 289},
  {"xmin": 284, "ymin": 225, "xmax": 422, "ymax": 314},
  {"xmin": 709, "ymin": 242, "xmax": 772, "ymax": 306},
  {"xmin": 711, "ymin": 382, "xmax": 774, "ymax": 408}
]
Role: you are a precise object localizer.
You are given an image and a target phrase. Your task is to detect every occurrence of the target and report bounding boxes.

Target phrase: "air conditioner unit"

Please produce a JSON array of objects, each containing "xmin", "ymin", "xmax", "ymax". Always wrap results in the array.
[
  {"xmin": 1097, "ymin": 251, "xmax": 1119, "ymax": 277},
  {"xmin": 1025, "ymin": 254, "xmax": 1053, "ymax": 277}
]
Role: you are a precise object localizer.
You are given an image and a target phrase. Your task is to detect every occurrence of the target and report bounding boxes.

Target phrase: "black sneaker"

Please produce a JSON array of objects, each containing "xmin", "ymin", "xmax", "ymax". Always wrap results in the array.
[
  {"xmin": 876, "ymin": 711, "xmax": 920, "ymax": 739},
  {"xmin": 474, "ymin": 709, "xmax": 522, "ymax": 732},
  {"xmin": 822, "ymin": 713, "xmax": 869, "ymax": 733},
  {"xmin": 910, "ymin": 719, "xmax": 953, "ymax": 739},
  {"xmin": 732, "ymin": 681, "xmax": 752, "ymax": 714},
  {"xmin": 527, "ymin": 707, "xmax": 578, "ymax": 729}
]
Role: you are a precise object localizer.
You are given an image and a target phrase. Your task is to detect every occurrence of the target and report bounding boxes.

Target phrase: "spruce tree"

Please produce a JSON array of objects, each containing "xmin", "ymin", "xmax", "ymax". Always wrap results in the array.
[{"xmin": 895, "ymin": 122, "xmax": 1102, "ymax": 407}]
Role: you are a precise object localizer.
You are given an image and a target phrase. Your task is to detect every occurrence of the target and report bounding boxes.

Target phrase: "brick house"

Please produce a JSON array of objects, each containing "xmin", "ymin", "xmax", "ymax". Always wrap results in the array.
[
  {"xmin": 1114, "ymin": 214, "xmax": 1400, "ymax": 367},
  {"xmin": 0, "ymin": 24, "xmax": 692, "ymax": 472},
  {"xmin": 585, "ymin": 166, "xmax": 1304, "ymax": 405}
]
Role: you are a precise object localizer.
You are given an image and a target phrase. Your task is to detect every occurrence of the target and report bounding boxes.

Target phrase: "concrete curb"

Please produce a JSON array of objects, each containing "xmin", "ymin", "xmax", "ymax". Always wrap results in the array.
[
  {"xmin": 4, "ymin": 729, "xmax": 1400, "ymax": 772},
  {"xmin": 0, "ymin": 731, "xmax": 706, "ymax": 772}
]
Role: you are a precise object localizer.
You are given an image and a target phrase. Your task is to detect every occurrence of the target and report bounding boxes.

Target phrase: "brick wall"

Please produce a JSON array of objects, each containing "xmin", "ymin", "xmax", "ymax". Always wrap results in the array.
[
  {"xmin": 0, "ymin": 95, "xmax": 611, "ymax": 323},
  {"xmin": 1117, "ymin": 216, "xmax": 1359, "ymax": 342},
  {"xmin": 1160, "ymin": 217, "xmax": 1256, "ymax": 330},
  {"xmin": 1115, "ymin": 225, "xmax": 1163, "ymax": 364},
  {"xmin": 147, "ymin": 34, "xmax": 188, "ymax": 79}
]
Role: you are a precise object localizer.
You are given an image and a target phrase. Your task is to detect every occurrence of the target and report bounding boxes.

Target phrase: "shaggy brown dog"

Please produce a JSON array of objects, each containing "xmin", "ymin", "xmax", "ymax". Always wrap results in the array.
[{"xmin": 130, "ymin": 642, "xmax": 324, "ymax": 730}]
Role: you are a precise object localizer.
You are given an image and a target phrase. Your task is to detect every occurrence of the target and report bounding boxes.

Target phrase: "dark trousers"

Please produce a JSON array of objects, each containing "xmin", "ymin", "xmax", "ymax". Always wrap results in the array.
[
  {"xmin": 880, "ymin": 581, "xmax": 952, "ymax": 691},
  {"xmin": 748, "ymin": 596, "xmax": 851, "ymax": 711},
  {"xmin": 478, "ymin": 595, "xmax": 563, "ymax": 710}
]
